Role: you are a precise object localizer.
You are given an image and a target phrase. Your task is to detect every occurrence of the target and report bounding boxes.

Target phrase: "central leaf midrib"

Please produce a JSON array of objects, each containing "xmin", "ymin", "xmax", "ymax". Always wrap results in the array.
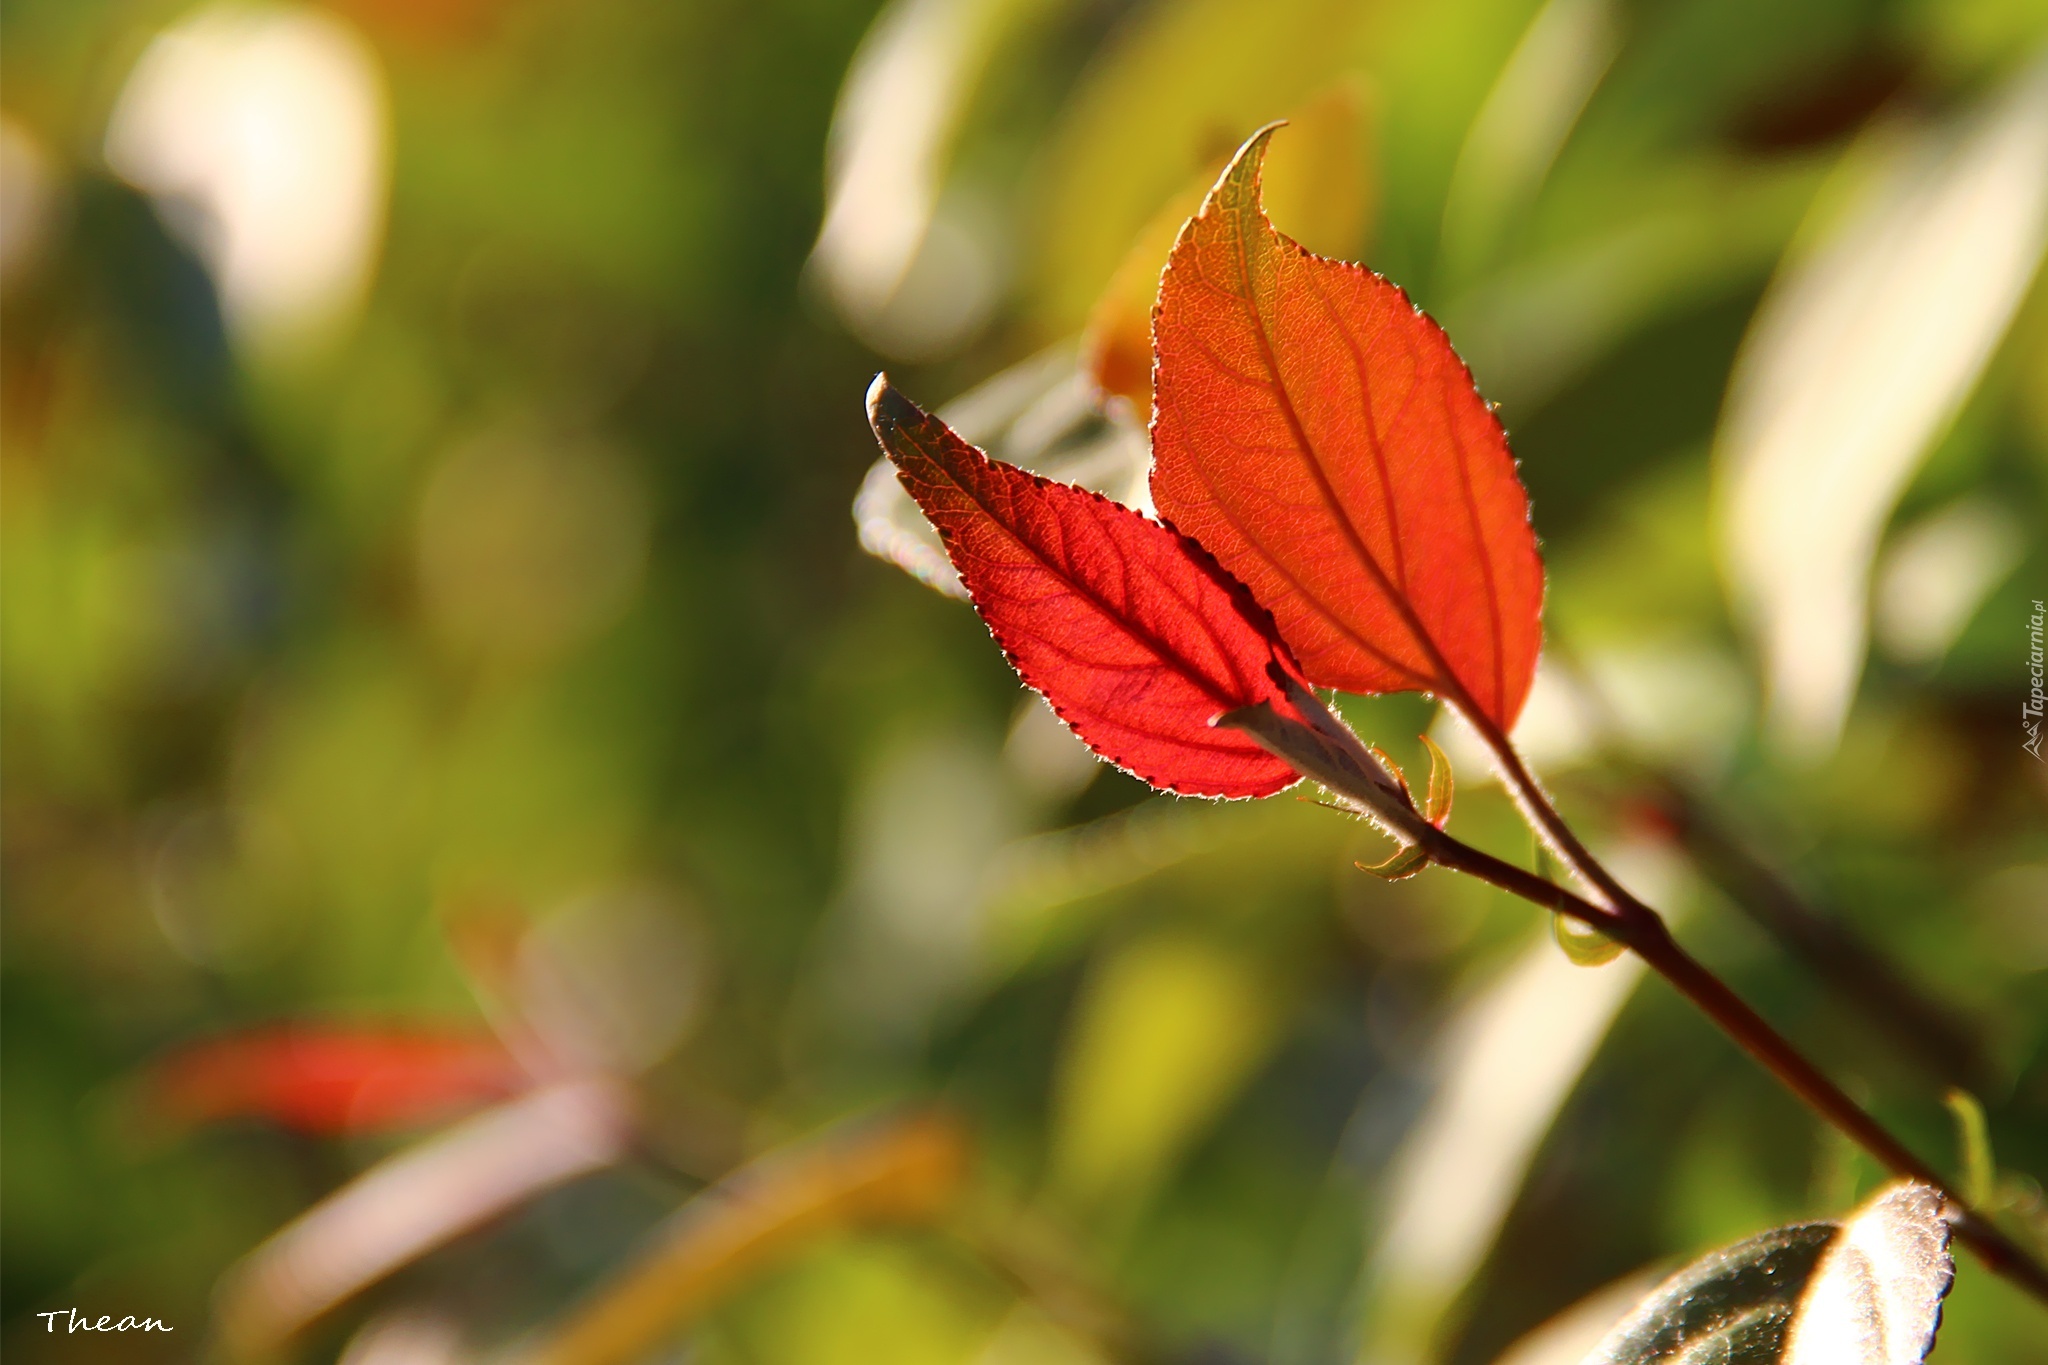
[
  {"xmin": 1218, "ymin": 188, "xmax": 1473, "ymax": 712},
  {"xmin": 912, "ymin": 433, "xmax": 1256, "ymax": 716}
]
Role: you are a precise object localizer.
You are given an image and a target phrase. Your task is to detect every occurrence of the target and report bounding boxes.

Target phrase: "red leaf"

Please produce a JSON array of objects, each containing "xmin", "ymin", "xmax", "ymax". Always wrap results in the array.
[
  {"xmin": 150, "ymin": 1026, "xmax": 528, "ymax": 1135},
  {"xmin": 1150, "ymin": 125, "xmax": 1544, "ymax": 732},
  {"xmin": 868, "ymin": 376, "xmax": 1302, "ymax": 799}
]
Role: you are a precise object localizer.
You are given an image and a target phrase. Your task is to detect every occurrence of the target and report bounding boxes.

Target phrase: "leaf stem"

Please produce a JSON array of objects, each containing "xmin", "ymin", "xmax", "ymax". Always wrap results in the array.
[
  {"xmin": 1458, "ymin": 703, "xmax": 1649, "ymax": 924},
  {"xmin": 1218, "ymin": 699, "xmax": 2048, "ymax": 1305}
]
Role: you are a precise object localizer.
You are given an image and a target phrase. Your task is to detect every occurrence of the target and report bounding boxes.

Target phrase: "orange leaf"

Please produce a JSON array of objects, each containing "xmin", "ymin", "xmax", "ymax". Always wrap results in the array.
[
  {"xmin": 1083, "ymin": 83, "xmax": 1372, "ymax": 416},
  {"xmin": 1150, "ymin": 125, "xmax": 1543, "ymax": 732},
  {"xmin": 1081, "ymin": 179, "xmax": 1204, "ymax": 414}
]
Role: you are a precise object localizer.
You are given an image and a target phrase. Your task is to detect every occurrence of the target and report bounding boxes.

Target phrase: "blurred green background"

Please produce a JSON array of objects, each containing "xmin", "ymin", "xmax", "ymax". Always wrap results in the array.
[{"xmin": 4, "ymin": 0, "xmax": 2048, "ymax": 1361}]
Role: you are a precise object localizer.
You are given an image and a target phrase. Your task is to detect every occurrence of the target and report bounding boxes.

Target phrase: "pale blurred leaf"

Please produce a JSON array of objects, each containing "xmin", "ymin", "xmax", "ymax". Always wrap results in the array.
[
  {"xmin": 1003, "ymin": 695, "xmax": 1101, "ymax": 804},
  {"xmin": 1048, "ymin": 930, "xmax": 1281, "ymax": 1206},
  {"xmin": 1027, "ymin": 0, "xmax": 1376, "ymax": 335},
  {"xmin": 1438, "ymin": 0, "xmax": 1618, "ymax": 285},
  {"xmin": 337, "ymin": 1311, "xmax": 467, "ymax": 1365},
  {"xmin": 1443, "ymin": 160, "xmax": 1823, "ymax": 409},
  {"xmin": 1717, "ymin": 54, "xmax": 2048, "ymax": 757},
  {"xmin": 217, "ymin": 1079, "xmax": 632, "ymax": 1357},
  {"xmin": 853, "ymin": 346, "xmax": 1148, "ymax": 599},
  {"xmin": 1356, "ymin": 926, "xmax": 1646, "ymax": 1363},
  {"xmin": 517, "ymin": 883, "xmax": 708, "ymax": 1075},
  {"xmin": 1582, "ymin": 1222, "xmax": 1837, "ymax": 1364},
  {"xmin": 1872, "ymin": 498, "xmax": 2025, "ymax": 666},
  {"xmin": 810, "ymin": 0, "xmax": 1068, "ymax": 358},
  {"xmin": 1584, "ymin": 1181, "xmax": 1953, "ymax": 1365},
  {"xmin": 980, "ymin": 799, "xmax": 1297, "ymax": 971},
  {"xmin": 104, "ymin": 3, "xmax": 388, "ymax": 355},
  {"xmin": 819, "ymin": 729, "xmax": 1017, "ymax": 1040}
]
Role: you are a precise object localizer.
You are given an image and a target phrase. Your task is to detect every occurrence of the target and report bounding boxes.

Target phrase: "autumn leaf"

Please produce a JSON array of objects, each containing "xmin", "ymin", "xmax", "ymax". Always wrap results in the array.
[
  {"xmin": 867, "ymin": 376, "xmax": 1303, "ymax": 799},
  {"xmin": 1150, "ymin": 124, "xmax": 1544, "ymax": 732},
  {"xmin": 150, "ymin": 1025, "xmax": 528, "ymax": 1135}
]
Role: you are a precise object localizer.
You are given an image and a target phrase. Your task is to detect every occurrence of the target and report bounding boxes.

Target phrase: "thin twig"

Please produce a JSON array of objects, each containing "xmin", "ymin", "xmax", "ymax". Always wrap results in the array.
[{"xmin": 1217, "ymin": 699, "xmax": 2048, "ymax": 1304}]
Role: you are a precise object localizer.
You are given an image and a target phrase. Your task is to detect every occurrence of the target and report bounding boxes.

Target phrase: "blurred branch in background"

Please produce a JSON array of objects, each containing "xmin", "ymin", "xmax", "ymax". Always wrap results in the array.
[
  {"xmin": 1640, "ymin": 778, "xmax": 1996, "ymax": 1098},
  {"xmin": 1541, "ymin": 640, "xmax": 1998, "ymax": 1098},
  {"xmin": 514, "ymin": 1112, "xmax": 970, "ymax": 1365}
]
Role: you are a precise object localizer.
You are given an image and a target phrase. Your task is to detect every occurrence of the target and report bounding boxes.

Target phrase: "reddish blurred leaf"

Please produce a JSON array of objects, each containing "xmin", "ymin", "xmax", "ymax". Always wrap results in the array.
[
  {"xmin": 152, "ymin": 1025, "xmax": 528, "ymax": 1135},
  {"xmin": 868, "ymin": 376, "xmax": 1303, "ymax": 799},
  {"xmin": 1150, "ymin": 125, "xmax": 1544, "ymax": 731}
]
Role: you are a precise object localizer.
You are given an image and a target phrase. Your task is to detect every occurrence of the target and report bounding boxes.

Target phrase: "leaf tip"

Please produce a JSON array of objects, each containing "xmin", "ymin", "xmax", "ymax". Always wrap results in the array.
[
  {"xmin": 1240, "ymin": 118, "xmax": 1289, "ymax": 155},
  {"xmin": 1204, "ymin": 120, "xmax": 1289, "ymax": 217},
  {"xmin": 865, "ymin": 372, "xmax": 910, "ymax": 434}
]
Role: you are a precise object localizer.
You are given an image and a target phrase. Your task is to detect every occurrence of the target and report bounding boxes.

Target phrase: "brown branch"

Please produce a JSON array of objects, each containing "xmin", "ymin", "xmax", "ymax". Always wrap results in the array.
[{"xmin": 1217, "ymin": 698, "xmax": 2048, "ymax": 1305}]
